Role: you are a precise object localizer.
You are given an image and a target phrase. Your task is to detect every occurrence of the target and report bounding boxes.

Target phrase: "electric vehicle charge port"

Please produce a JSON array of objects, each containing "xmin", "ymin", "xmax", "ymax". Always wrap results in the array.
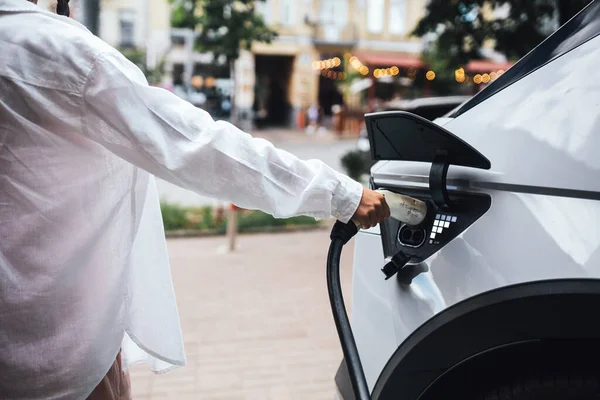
[{"xmin": 397, "ymin": 224, "xmax": 426, "ymax": 248}]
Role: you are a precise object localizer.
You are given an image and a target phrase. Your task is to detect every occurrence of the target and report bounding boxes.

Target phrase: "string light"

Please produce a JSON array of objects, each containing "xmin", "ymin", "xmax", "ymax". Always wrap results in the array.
[
  {"xmin": 373, "ymin": 66, "xmax": 401, "ymax": 79},
  {"xmin": 191, "ymin": 75, "xmax": 204, "ymax": 88},
  {"xmin": 455, "ymin": 67, "xmax": 466, "ymax": 83},
  {"xmin": 313, "ymin": 57, "xmax": 343, "ymax": 71},
  {"xmin": 320, "ymin": 69, "xmax": 347, "ymax": 81},
  {"xmin": 316, "ymin": 53, "xmax": 509, "ymax": 85},
  {"xmin": 314, "ymin": 53, "xmax": 414, "ymax": 80},
  {"xmin": 470, "ymin": 70, "xmax": 505, "ymax": 84}
]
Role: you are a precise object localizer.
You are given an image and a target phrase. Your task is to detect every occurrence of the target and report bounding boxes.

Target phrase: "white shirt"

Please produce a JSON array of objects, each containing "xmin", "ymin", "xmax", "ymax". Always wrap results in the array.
[{"xmin": 0, "ymin": 1, "xmax": 363, "ymax": 398}]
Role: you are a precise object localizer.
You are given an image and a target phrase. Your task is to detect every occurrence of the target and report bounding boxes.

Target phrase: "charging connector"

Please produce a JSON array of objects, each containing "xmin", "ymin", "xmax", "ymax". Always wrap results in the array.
[{"xmin": 398, "ymin": 224, "xmax": 426, "ymax": 248}]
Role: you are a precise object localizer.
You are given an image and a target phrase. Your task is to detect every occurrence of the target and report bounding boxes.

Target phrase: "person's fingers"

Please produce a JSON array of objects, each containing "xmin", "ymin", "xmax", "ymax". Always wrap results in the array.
[
  {"xmin": 368, "ymin": 209, "xmax": 377, "ymax": 228},
  {"xmin": 375, "ymin": 197, "xmax": 385, "ymax": 223},
  {"xmin": 382, "ymin": 197, "xmax": 391, "ymax": 219},
  {"xmin": 351, "ymin": 189, "xmax": 394, "ymax": 228}
]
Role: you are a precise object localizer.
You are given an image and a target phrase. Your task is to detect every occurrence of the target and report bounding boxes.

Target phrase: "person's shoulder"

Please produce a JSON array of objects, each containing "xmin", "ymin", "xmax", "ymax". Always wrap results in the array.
[
  {"xmin": 37, "ymin": 14, "xmax": 116, "ymax": 63},
  {"xmin": 18, "ymin": 11, "xmax": 127, "ymax": 89}
]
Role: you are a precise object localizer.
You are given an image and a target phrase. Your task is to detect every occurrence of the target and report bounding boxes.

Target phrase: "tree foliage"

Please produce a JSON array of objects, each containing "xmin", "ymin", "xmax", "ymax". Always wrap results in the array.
[
  {"xmin": 119, "ymin": 48, "xmax": 166, "ymax": 86},
  {"xmin": 170, "ymin": 0, "xmax": 199, "ymax": 29},
  {"xmin": 169, "ymin": 0, "xmax": 278, "ymax": 64},
  {"xmin": 413, "ymin": 0, "xmax": 592, "ymax": 68}
]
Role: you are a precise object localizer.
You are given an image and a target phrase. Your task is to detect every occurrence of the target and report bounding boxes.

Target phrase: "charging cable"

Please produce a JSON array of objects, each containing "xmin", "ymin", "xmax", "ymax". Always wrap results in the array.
[{"xmin": 327, "ymin": 192, "xmax": 427, "ymax": 400}]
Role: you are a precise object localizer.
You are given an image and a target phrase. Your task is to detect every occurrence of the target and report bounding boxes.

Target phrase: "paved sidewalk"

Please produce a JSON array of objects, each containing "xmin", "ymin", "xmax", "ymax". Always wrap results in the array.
[{"xmin": 129, "ymin": 230, "xmax": 356, "ymax": 400}]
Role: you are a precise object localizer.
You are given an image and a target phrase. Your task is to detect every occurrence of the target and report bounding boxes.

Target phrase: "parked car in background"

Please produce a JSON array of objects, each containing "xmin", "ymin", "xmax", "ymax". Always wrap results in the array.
[{"xmin": 381, "ymin": 95, "xmax": 471, "ymax": 119}]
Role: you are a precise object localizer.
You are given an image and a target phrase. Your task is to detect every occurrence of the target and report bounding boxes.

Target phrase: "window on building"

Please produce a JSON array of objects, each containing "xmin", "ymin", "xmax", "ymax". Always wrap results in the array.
[
  {"xmin": 320, "ymin": 0, "xmax": 348, "ymax": 27},
  {"xmin": 367, "ymin": 0, "xmax": 384, "ymax": 33},
  {"xmin": 389, "ymin": 0, "xmax": 407, "ymax": 35},
  {"xmin": 280, "ymin": 0, "xmax": 296, "ymax": 26},
  {"xmin": 255, "ymin": 0, "xmax": 272, "ymax": 25},
  {"xmin": 119, "ymin": 9, "xmax": 135, "ymax": 48}
]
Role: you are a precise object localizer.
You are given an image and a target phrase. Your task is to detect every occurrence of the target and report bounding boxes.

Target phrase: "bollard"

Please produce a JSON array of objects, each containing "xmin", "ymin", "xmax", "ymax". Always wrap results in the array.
[{"xmin": 227, "ymin": 203, "xmax": 239, "ymax": 252}]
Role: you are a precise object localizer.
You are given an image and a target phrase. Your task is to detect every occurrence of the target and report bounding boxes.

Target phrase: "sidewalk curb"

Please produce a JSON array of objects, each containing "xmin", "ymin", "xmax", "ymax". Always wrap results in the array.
[{"xmin": 165, "ymin": 223, "xmax": 330, "ymax": 239}]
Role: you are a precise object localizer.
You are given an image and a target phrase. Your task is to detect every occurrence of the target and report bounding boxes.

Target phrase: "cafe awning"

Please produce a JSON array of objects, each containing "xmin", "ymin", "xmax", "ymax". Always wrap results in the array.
[
  {"xmin": 354, "ymin": 52, "xmax": 424, "ymax": 69},
  {"xmin": 465, "ymin": 59, "xmax": 514, "ymax": 72},
  {"xmin": 354, "ymin": 51, "xmax": 512, "ymax": 73}
]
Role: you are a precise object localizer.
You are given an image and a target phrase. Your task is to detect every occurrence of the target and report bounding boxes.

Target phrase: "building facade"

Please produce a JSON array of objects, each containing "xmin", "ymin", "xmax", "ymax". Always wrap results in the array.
[
  {"xmin": 249, "ymin": 0, "xmax": 431, "ymax": 128},
  {"xmin": 36, "ymin": 0, "xmax": 172, "ymax": 73},
  {"xmin": 163, "ymin": 0, "xmax": 433, "ymax": 129},
  {"xmin": 35, "ymin": 0, "xmax": 510, "ymax": 130}
]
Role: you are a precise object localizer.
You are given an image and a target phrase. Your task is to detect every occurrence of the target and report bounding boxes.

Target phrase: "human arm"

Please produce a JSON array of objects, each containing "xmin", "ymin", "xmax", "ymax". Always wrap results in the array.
[{"xmin": 82, "ymin": 50, "xmax": 388, "ymax": 224}]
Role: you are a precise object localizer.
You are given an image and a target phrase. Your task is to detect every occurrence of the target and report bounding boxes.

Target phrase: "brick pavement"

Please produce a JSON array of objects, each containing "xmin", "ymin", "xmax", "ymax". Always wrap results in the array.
[{"xmin": 128, "ymin": 230, "xmax": 356, "ymax": 400}]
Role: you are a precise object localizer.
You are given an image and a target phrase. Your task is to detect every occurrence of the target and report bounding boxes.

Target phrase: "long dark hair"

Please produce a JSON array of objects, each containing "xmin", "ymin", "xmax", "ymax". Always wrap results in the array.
[{"xmin": 56, "ymin": 0, "xmax": 70, "ymax": 17}]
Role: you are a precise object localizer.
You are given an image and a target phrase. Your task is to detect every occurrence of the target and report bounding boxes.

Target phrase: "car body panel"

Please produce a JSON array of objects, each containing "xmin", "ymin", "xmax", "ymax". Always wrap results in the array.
[
  {"xmin": 347, "ymin": 3, "xmax": 600, "ymax": 395},
  {"xmin": 443, "ymin": 34, "xmax": 600, "ymax": 194},
  {"xmin": 352, "ymin": 188, "xmax": 600, "ymax": 392},
  {"xmin": 351, "ymin": 232, "xmax": 397, "ymax": 390},
  {"xmin": 373, "ymin": 33, "xmax": 600, "ymax": 196}
]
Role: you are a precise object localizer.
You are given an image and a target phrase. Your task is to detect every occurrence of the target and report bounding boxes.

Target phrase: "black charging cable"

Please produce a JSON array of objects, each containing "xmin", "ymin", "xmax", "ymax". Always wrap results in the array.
[
  {"xmin": 328, "ymin": 220, "xmax": 370, "ymax": 400},
  {"xmin": 328, "ymin": 220, "xmax": 412, "ymax": 400}
]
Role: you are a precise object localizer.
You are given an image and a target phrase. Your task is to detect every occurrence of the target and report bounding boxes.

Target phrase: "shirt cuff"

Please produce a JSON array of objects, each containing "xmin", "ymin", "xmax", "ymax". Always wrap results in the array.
[{"xmin": 331, "ymin": 173, "xmax": 364, "ymax": 224}]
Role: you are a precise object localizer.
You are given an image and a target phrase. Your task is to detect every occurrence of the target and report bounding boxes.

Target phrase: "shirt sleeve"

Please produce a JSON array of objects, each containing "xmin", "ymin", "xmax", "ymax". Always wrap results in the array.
[{"xmin": 81, "ymin": 50, "xmax": 363, "ymax": 223}]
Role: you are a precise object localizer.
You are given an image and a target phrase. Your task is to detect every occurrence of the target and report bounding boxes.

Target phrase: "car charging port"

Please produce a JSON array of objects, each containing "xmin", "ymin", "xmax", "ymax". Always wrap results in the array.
[{"xmin": 397, "ymin": 224, "xmax": 426, "ymax": 248}]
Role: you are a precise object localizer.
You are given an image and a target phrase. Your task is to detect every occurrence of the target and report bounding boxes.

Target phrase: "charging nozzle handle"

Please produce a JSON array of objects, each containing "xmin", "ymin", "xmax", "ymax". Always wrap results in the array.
[
  {"xmin": 328, "ymin": 220, "xmax": 371, "ymax": 400},
  {"xmin": 330, "ymin": 220, "xmax": 359, "ymax": 244}
]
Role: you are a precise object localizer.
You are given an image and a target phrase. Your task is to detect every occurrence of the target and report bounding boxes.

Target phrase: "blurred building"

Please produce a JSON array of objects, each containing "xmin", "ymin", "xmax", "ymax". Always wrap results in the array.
[
  {"xmin": 247, "ymin": 0, "xmax": 504, "ymax": 129},
  {"xmin": 35, "ymin": 0, "xmax": 510, "ymax": 130},
  {"xmin": 251, "ymin": 0, "xmax": 432, "ymax": 128},
  {"xmin": 164, "ymin": 0, "xmax": 436, "ymax": 129},
  {"xmin": 36, "ymin": 0, "xmax": 172, "ymax": 74}
]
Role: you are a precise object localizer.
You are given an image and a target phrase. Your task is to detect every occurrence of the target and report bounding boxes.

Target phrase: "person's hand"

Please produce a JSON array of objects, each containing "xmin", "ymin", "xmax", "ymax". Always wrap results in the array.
[{"xmin": 351, "ymin": 189, "xmax": 390, "ymax": 229}]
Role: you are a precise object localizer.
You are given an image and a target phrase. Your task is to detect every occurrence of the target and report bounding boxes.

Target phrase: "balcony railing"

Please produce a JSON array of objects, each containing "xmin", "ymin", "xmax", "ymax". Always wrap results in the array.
[{"xmin": 311, "ymin": 22, "xmax": 359, "ymax": 46}]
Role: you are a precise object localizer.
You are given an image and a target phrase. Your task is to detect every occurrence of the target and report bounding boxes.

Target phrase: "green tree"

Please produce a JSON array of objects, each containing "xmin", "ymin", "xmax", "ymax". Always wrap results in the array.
[
  {"xmin": 412, "ymin": 0, "xmax": 592, "ymax": 90},
  {"xmin": 168, "ymin": 0, "xmax": 278, "ymax": 124},
  {"xmin": 119, "ymin": 48, "xmax": 166, "ymax": 86},
  {"xmin": 170, "ymin": 0, "xmax": 200, "ymax": 29}
]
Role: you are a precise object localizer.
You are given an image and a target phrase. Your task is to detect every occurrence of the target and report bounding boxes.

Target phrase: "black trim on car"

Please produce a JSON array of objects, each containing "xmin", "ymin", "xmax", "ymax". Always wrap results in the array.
[
  {"xmin": 451, "ymin": 0, "xmax": 600, "ymax": 118},
  {"xmin": 373, "ymin": 174, "xmax": 600, "ymax": 201}
]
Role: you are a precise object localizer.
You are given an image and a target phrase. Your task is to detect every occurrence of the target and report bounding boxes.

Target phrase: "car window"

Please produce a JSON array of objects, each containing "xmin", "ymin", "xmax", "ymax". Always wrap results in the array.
[{"xmin": 451, "ymin": 0, "xmax": 600, "ymax": 118}]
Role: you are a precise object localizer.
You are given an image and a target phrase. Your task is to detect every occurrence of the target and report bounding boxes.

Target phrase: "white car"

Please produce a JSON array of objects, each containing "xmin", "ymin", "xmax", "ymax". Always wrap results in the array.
[{"xmin": 335, "ymin": 2, "xmax": 600, "ymax": 399}]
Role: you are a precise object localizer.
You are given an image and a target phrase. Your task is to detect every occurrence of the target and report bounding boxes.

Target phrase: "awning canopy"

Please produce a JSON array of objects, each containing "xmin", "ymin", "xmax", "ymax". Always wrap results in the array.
[
  {"xmin": 354, "ymin": 52, "xmax": 424, "ymax": 69},
  {"xmin": 353, "ymin": 51, "xmax": 513, "ymax": 72},
  {"xmin": 465, "ymin": 60, "xmax": 513, "ymax": 72}
]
